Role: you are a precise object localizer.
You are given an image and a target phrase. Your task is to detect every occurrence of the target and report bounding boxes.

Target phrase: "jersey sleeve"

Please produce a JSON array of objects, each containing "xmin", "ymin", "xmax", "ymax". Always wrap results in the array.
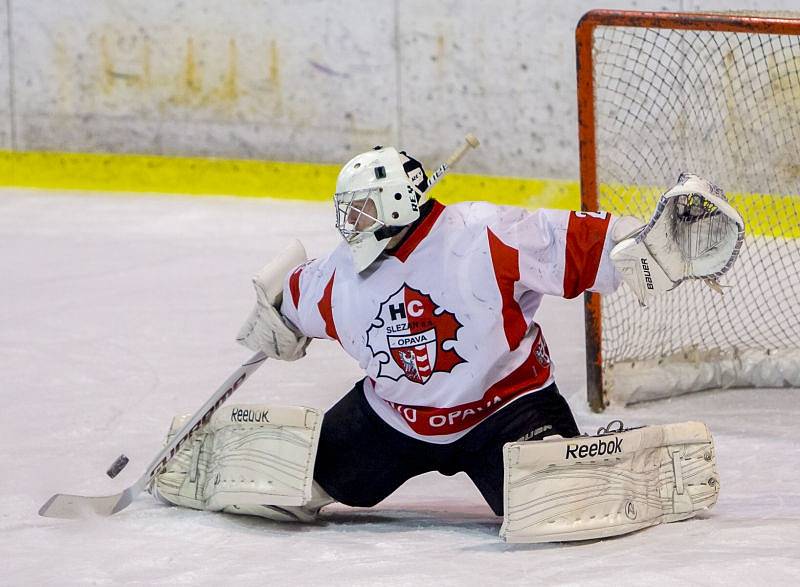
[
  {"xmin": 485, "ymin": 205, "xmax": 622, "ymax": 298},
  {"xmin": 279, "ymin": 255, "xmax": 338, "ymax": 341}
]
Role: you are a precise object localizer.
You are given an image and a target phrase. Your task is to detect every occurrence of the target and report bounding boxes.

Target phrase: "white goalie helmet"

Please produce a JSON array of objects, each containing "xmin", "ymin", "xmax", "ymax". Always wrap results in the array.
[{"xmin": 334, "ymin": 146, "xmax": 429, "ymax": 272}]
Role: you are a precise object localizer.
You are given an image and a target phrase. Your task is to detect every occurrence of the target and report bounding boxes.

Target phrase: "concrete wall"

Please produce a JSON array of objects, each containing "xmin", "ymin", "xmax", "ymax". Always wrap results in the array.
[
  {"xmin": 0, "ymin": 1, "xmax": 11, "ymax": 148},
  {"xmin": 4, "ymin": 0, "xmax": 798, "ymax": 178}
]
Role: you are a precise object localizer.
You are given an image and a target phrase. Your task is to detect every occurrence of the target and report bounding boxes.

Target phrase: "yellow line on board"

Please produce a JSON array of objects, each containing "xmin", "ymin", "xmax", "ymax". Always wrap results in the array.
[
  {"xmin": 1, "ymin": 150, "xmax": 796, "ymax": 238},
  {"xmin": 0, "ymin": 150, "xmax": 341, "ymax": 201},
  {"xmin": 434, "ymin": 172, "xmax": 580, "ymax": 210},
  {"xmin": 0, "ymin": 149, "xmax": 581, "ymax": 209}
]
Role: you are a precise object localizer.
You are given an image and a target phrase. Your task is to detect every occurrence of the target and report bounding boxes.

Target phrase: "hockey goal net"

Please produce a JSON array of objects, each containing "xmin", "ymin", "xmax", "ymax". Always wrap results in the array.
[{"xmin": 577, "ymin": 10, "xmax": 800, "ymax": 410}]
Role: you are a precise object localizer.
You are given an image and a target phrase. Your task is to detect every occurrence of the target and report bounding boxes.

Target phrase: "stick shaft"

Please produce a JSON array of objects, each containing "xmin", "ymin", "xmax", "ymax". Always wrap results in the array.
[
  {"xmin": 426, "ymin": 133, "xmax": 480, "ymax": 191},
  {"xmin": 140, "ymin": 351, "xmax": 267, "ymax": 487},
  {"xmin": 39, "ymin": 351, "xmax": 267, "ymax": 518},
  {"xmin": 445, "ymin": 133, "xmax": 480, "ymax": 167}
]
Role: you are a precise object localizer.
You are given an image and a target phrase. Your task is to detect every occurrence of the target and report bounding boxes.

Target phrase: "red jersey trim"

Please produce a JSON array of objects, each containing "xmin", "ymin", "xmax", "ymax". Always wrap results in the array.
[
  {"xmin": 389, "ymin": 200, "xmax": 446, "ymax": 263},
  {"xmin": 563, "ymin": 211, "xmax": 611, "ymax": 299},
  {"xmin": 288, "ymin": 265, "xmax": 304, "ymax": 309},
  {"xmin": 487, "ymin": 229, "xmax": 527, "ymax": 351},
  {"xmin": 381, "ymin": 329, "xmax": 552, "ymax": 436},
  {"xmin": 317, "ymin": 271, "xmax": 339, "ymax": 341}
]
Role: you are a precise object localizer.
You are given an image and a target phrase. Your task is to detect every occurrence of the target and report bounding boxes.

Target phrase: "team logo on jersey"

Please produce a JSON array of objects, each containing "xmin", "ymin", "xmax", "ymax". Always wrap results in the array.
[
  {"xmin": 366, "ymin": 284, "xmax": 465, "ymax": 384},
  {"xmin": 534, "ymin": 337, "xmax": 551, "ymax": 367}
]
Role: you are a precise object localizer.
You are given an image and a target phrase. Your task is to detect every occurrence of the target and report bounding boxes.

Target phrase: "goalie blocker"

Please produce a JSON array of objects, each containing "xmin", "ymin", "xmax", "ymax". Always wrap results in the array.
[{"xmin": 501, "ymin": 420, "xmax": 720, "ymax": 543}]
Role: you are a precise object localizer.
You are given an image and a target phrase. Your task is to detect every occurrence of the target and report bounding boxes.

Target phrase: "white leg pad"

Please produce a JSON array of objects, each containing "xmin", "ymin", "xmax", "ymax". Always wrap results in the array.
[
  {"xmin": 500, "ymin": 421, "xmax": 720, "ymax": 543},
  {"xmin": 151, "ymin": 404, "xmax": 331, "ymax": 521}
]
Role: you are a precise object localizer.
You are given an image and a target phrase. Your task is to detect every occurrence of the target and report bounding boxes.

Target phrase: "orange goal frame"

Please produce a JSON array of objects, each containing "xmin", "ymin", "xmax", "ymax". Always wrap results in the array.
[{"xmin": 576, "ymin": 9, "xmax": 800, "ymax": 412}]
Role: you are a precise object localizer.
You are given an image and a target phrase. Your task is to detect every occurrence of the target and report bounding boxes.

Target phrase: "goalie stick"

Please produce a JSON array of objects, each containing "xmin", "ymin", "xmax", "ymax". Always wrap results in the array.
[
  {"xmin": 426, "ymin": 133, "xmax": 480, "ymax": 190},
  {"xmin": 38, "ymin": 351, "xmax": 267, "ymax": 519}
]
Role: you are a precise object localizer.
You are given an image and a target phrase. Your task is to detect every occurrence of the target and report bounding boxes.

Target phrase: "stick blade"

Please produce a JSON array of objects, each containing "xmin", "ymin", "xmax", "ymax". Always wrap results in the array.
[{"xmin": 38, "ymin": 488, "xmax": 134, "ymax": 519}]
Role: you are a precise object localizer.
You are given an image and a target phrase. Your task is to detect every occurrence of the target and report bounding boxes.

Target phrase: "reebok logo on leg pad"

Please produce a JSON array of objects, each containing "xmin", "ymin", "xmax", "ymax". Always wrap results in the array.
[{"xmin": 565, "ymin": 437, "xmax": 622, "ymax": 459}]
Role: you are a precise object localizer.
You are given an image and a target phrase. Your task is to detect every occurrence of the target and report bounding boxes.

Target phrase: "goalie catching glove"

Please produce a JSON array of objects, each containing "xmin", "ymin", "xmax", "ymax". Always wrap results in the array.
[
  {"xmin": 610, "ymin": 173, "xmax": 745, "ymax": 306},
  {"xmin": 236, "ymin": 239, "xmax": 311, "ymax": 360}
]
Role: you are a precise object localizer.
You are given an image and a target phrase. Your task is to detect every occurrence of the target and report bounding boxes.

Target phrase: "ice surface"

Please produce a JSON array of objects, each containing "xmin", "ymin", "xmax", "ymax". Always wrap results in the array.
[{"xmin": 2, "ymin": 189, "xmax": 798, "ymax": 585}]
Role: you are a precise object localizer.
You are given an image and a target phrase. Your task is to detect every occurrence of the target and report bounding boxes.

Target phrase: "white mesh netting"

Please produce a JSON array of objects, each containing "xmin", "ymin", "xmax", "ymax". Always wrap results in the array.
[{"xmin": 591, "ymin": 19, "xmax": 800, "ymax": 404}]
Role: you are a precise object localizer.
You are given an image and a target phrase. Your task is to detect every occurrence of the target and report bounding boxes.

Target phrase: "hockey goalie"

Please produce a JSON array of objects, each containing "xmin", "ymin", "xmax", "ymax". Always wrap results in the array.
[{"xmin": 150, "ymin": 147, "xmax": 743, "ymax": 543}]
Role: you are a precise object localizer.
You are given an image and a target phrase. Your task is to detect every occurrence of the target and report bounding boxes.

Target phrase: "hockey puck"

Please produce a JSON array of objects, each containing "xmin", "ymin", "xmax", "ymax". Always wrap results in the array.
[{"xmin": 106, "ymin": 454, "xmax": 130, "ymax": 478}]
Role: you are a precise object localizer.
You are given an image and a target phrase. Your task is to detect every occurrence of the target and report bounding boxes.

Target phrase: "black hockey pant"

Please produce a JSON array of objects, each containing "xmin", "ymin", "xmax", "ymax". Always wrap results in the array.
[{"xmin": 314, "ymin": 379, "xmax": 579, "ymax": 516}]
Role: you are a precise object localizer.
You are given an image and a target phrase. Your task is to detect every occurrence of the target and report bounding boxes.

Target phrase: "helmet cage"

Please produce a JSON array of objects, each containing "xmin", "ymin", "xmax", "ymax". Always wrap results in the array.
[{"xmin": 334, "ymin": 187, "xmax": 385, "ymax": 244}]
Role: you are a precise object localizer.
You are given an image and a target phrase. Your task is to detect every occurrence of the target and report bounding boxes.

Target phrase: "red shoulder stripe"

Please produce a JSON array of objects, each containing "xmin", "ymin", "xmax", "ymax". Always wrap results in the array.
[
  {"xmin": 487, "ymin": 228, "xmax": 527, "ymax": 351},
  {"xmin": 563, "ymin": 211, "xmax": 611, "ymax": 299},
  {"xmin": 288, "ymin": 265, "xmax": 304, "ymax": 309},
  {"xmin": 317, "ymin": 271, "xmax": 339, "ymax": 341}
]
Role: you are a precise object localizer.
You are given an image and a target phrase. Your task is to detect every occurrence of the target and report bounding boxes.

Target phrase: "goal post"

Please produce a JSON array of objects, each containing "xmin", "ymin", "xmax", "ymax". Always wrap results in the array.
[{"xmin": 576, "ymin": 9, "xmax": 800, "ymax": 411}]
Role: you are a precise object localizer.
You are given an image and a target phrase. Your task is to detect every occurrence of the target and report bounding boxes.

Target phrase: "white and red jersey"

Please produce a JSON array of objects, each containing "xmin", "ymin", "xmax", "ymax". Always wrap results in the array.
[{"xmin": 281, "ymin": 200, "xmax": 621, "ymax": 444}]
